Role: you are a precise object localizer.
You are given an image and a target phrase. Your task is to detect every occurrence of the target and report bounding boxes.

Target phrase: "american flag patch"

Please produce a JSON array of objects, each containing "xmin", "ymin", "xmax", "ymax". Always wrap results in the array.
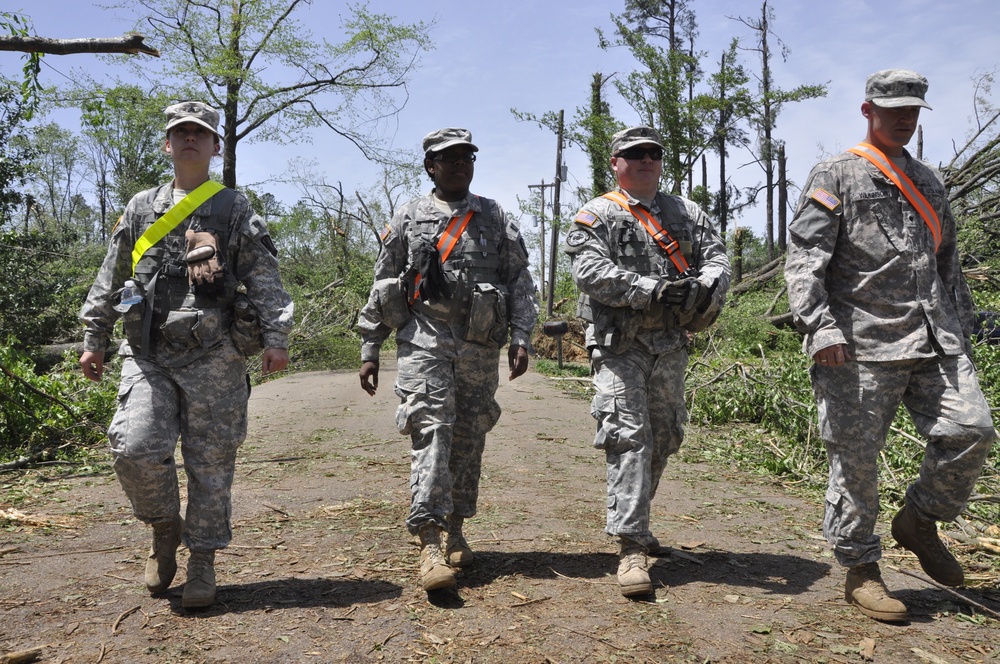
[
  {"xmin": 574, "ymin": 211, "xmax": 597, "ymax": 226},
  {"xmin": 379, "ymin": 224, "xmax": 392, "ymax": 241},
  {"xmin": 811, "ymin": 188, "xmax": 841, "ymax": 211}
]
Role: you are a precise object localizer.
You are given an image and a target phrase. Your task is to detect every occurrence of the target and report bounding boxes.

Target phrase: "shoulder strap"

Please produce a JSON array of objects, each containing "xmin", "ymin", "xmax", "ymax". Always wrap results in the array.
[
  {"xmin": 601, "ymin": 191, "xmax": 691, "ymax": 274},
  {"xmin": 847, "ymin": 143, "xmax": 942, "ymax": 252},
  {"xmin": 131, "ymin": 180, "xmax": 226, "ymax": 275}
]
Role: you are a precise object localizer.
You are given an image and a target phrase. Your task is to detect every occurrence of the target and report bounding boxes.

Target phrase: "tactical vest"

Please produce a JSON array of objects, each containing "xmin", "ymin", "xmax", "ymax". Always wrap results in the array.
[
  {"xmin": 123, "ymin": 185, "xmax": 240, "ymax": 354},
  {"xmin": 578, "ymin": 192, "xmax": 695, "ymax": 339},
  {"xmin": 407, "ymin": 196, "xmax": 506, "ymax": 324}
]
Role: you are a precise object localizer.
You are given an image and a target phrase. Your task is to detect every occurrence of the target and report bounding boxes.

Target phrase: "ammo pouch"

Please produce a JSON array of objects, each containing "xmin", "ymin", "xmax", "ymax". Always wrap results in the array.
[
  {"xmin": 375, "ymin": 277, "xmax": 411, "ymax": 329},
  {"xmin": 464, "ymin": 283, "xmax": 509, "ymax": 347},
  {"xmin": 159, "ymin": 306, "xmax": 224, "ymax": 350},
  {"xmin": 231, "ymin": 293, "xmax": 265, "ymax": 356}
]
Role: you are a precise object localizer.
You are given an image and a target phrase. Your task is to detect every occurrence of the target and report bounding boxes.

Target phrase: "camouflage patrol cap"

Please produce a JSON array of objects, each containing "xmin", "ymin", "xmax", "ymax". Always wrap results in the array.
[
  {"xmin": 611, "ymin": 126, "xmax": 665, "ymax": 155},
  {"xmin": 865, "ymin": 69, "xmax": 932, "ymax": 109},
  {"xmin": 422, "ymin": 127, "xmax": 479, "ymax": 154},
  {"xmin": 164, "ymin": 101, "xmax": 221, "ymax": 137}
]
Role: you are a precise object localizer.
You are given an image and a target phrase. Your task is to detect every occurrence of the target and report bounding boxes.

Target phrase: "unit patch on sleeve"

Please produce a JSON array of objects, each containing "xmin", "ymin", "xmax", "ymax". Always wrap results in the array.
[
  {"xmin": 566, "ymin": 229, "xmax": 591, "ymax": 247},
  {"xmin": 810, "ymin": 188, "xmax": 841, "ymax": 211}
]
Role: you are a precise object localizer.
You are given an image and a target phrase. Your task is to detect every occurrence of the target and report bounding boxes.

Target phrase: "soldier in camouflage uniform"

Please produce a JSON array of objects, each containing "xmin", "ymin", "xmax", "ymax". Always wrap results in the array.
[
  {"xmin": 564, "ymin": 126, "xmax": 730, "ymax": 597},
  {"xmin": 785, "ymin": 70, "xmax": 995, "ymax": 622},
  {"xmin": 358, "ymin": 128, "xmax": 538, "ymax": 592},
  {"xmin": 79, "ymin": 101, "xmax": 294, "ymax": 609}
]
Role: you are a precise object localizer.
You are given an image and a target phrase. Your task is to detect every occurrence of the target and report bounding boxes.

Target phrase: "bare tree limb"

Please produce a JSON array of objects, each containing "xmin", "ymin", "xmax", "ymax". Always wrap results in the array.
[{"xmin": 0, "ymin": 34, "xmax": 159, "ymax": 57}]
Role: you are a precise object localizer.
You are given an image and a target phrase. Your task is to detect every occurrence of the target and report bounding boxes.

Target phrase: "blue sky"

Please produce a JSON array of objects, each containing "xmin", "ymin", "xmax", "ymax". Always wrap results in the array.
[{"xmin": 6, "ymin": 0, "xmax": 1000, "ymax": 236}]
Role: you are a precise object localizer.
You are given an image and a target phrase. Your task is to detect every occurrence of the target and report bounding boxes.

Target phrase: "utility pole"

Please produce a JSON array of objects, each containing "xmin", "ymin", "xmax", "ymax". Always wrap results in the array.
[
  {"xmin": 527, "ymin": 179, "xmax": 555, "ymax": 303},
  {"xmin": 547, "ymin": 109, "xmax": 565, "ymax": 317}
]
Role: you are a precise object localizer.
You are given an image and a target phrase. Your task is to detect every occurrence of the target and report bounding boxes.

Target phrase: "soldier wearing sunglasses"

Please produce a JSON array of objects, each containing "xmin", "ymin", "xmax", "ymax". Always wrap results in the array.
[{"xmin": 564, "ymin": 126, "xmax": 730, "ymax": 597}]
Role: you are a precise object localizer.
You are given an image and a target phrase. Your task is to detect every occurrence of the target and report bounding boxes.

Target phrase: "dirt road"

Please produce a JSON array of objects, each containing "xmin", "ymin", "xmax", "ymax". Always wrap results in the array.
[{"xmin": 2, "ymin": 358, "xmax": 999, "ymax": 662}]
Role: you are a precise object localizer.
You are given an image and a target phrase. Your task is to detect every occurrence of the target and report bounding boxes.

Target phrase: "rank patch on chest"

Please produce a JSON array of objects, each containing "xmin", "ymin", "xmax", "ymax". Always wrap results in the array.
[
  {"xmin": 574, "ymin": 211, "xmax": 597, "ymax": 226},
  {"xmin": 566, "ymin": 229, "xmax": 590, "ymax": 247},
  {"xmin": 810, "ymin": 187, "xmax": 841, "ymax": 211}
]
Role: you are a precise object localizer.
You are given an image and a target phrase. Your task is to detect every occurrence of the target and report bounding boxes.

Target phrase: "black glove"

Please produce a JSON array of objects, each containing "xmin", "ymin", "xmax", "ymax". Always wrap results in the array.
[
  {"xmin": 413, "ymin": 241, "xmax": 451, "ymax": 302},
  {"xmin": 695, "ymin": 278, "xmax": 720, "ymax": 313},
  {"xmin": 653, "ymin": 277, "xmax": 702, "ymax": 311}
]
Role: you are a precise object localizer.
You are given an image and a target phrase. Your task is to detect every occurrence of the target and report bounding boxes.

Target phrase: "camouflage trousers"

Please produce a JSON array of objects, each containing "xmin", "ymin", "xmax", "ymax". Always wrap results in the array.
[
  {"xmin": 394, "ymin": 340, "xmax": 502, "ymax": 535},
  {"xmin": 590, "ymin": 344, "xmax": 688, "ymax": 544},
  {"xmin": 108, "ymin": 341, "xmax": 249, "ymax": 551},
  {"xmin": 812, "ymin": 354, "xmax": 995, "ymax": 566}
]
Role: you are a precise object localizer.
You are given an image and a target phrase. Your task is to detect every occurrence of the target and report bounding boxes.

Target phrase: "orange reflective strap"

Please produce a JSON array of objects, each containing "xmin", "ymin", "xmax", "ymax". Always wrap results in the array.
[
  {"xmin": 847, "ymin": 142, "xmax": 942, "ymax": 252},
  {"xmin": 601, "ymin": 191, "xmax": 690, "ymax": 273},
  {"xmin": 437, "ymin": 209, "xmax": 475, "ymax": 260},
  {"xmin": 410, "ymin": 208, "xmax": 475, "ymax": 303}
]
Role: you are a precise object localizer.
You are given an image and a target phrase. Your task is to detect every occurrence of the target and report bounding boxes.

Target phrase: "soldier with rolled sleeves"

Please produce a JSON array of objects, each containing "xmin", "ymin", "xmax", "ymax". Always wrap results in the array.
[
  {"xmin": 564, "ymin": 126, "xmax": 730, "ymax": 597},
  {"xmin": 785, "ymin": 70, "xmax": 995, "ymax": 622},
  {"xmin": 358, "ymin": 128, "xmax": 539, "ymax": 593},
  {"xmin": 79, "ymin": 101, "xmax": 294, "ymax": 609}
]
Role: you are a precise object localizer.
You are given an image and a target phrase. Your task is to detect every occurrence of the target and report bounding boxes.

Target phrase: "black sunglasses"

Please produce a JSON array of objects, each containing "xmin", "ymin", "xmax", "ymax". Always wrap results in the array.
[
  {"xmin": 616, "ymin": 147, "xmax": 663, "ymax": 161},
  {"xmin": 432, "ymin": 153, "xmax": 477, "ymax": 164}
]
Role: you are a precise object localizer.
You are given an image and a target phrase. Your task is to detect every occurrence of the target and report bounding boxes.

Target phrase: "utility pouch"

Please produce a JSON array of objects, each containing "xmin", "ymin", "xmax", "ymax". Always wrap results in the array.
[
  {"xmin": 376, "ymin": 277, "xmax": 411, "ymax": 329},
  {"xmin": 592, "ymin": 305, "xmax": 640, "ymax": 354},
  {"xmin": 160, "ymin": 307, "xmax": 223, "ymax": 349},
  {"xmin": 464, "ymin": 283, "xmax": 508, "ymax": 347},
  {"xmin": 121, "ymin": 303, "xmax": 146, "ymax": 350},
  {"xmin": 231, "ymin": 293, "xmax": 265, "ymax": 356}
]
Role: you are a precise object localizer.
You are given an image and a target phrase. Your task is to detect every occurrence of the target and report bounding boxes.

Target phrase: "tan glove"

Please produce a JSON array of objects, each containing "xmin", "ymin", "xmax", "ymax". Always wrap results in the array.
[{"xmin": 185, "ymin": 229, "xmax": 223, "ymax": 286}]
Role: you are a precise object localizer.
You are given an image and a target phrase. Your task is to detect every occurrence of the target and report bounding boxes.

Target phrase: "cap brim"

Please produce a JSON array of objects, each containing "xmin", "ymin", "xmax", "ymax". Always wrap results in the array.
[
  {"xmin": 614, "ymin": 138, "xmax": 665, "ymax": 155},
  {"xmin": 869, "ymin": 97, "xmax": 932, "ymax": 110},
  {"xmin": 166, "ymin": 118, "xmax": 221, "ymax": 137},
  {"xmin": 427, "ymin": 139, "xmax": 479, "ymax": 153}
]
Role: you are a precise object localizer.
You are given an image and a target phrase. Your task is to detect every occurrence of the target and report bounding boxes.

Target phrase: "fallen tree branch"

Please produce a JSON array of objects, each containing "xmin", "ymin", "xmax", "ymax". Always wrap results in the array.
[{"xmin": 887, "ymin": 565, "xmax": 1000, "ymax": 620}]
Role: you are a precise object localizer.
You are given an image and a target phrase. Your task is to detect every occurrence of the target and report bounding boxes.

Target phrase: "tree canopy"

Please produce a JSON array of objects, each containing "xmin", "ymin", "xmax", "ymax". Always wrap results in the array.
[{"xmin": 114, "ymin": 0, "xmax": 433, "ymax": 188}]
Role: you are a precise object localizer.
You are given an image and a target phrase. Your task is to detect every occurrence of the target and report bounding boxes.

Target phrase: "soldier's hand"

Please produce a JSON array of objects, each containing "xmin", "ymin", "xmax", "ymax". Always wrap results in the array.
[
  {"xmin": 262, "ymin": 348, "xmax": 289, "ymax": 376},
  {"xmin": 185, "ymin": 229, "xmax": 223, "ymax": 286},
  {"xmin": 360, "ymin": 360, "xmax": 379, "ymax": 395},
  {"xmin": 80, "ymin": 350, "xmax": 105, "ymax": 382},
  {"xmin": 695, "ymin": 278, "xmax": 719, "ymax": 313},
  {"xmin": 653, "ymin": 277, "xmax": 702, "ymax": 311},
  {"xmin": 813, "ymin": 343, "xmax": 850, "ymax": 368},
  {"xmin": 508, "ymin": 344, "xmax": 528, "ymax": 381}
]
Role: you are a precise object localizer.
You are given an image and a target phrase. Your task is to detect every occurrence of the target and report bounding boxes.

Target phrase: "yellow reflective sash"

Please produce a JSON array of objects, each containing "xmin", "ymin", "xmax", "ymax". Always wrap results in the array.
[
  {"xmin": 847, "ymin": 142, "xmax": 942, "ymax": 252},
  {"xmin": 130, "ymin": 180, "xmax": 226, "ymax": 275}
]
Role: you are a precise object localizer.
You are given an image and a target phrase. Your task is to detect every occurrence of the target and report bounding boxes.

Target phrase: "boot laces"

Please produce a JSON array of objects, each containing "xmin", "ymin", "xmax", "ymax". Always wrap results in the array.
[
  {"xmin": 620, "ymin": 551, "xmax": 646, "ymax": 572},
  {"xmin": 422, "ymin": 543, "xmax": 447, "ymax": 567}
]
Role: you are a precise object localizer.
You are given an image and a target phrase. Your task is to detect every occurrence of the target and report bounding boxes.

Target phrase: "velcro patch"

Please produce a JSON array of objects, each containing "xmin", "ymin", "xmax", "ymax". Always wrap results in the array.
[
  {"xmin": 566, "ymin": 230, "xmax": 591, "ymax": 247},
  {"xmin": 379, "ymin": 224, "xmax": 392, "ymax": 241},
  {"xmin": 811, "ymin": 188, "xmax": 841, "ymax": 211},
  {"xmin": 574, "ymin": 210, "xmax": 597, "ymax": 226}
]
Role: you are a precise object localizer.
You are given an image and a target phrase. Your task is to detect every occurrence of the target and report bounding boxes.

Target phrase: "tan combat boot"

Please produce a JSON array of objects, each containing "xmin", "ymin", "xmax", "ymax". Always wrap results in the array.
[
  {"xmin": 891, "ymin": 503, "xmax": 964, "ymax": 586},
  {"xmin": 445, "ymin": 516, "xmax": 474, "ymax": 568},
  {"xmin": 145, "ymin": 515, "xmax": 183, "ymax": 594},
  {"xmin": 845, "ymin": 562, "xmax": 908, "ymax": 622},
  {"xmin": 182, "ymin": 550, "xmax": 217, "ymax": 609},
  {"xmin": 617, "ymin": 537, "xmax": 652, "ymax": 597},
  {"xmin": 418, "ymin": 524, "xmax": 456, "ymax": 591}
]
